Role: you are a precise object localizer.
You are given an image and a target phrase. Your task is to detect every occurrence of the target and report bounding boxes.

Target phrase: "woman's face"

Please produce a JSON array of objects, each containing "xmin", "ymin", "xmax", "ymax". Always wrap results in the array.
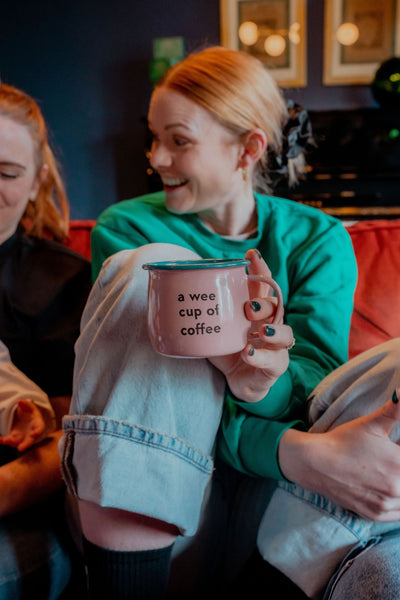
[
  {"xmin": 148, "ymin": 87, "xmax": 244, "ymax": 216},
  {"xmin": 0, "ymin": 114, "xmax": 41, "ymax": 239}
]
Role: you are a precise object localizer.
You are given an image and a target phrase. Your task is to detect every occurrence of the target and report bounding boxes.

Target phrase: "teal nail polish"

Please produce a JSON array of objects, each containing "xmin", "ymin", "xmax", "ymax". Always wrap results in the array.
[
  {"xmin": 265, "ymin": 325, "xmax": 275, "ymax": 337},
  {"xmin": 251, "ymin": 301, "xmax": 261, "ymax": 312},
  {"xmin": 248, "ymin": 345, "xmax": 255, "ymax": 356},
  {"xmin": 393, "ymin": 389, "xmax": 399, "ymax": 404}
]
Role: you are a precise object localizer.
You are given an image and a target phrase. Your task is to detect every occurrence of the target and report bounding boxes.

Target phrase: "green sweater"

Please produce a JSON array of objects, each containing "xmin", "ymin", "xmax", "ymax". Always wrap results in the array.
[{"xmin": 91, "ymin": 191, "xmax": 357, "ymax": 480}]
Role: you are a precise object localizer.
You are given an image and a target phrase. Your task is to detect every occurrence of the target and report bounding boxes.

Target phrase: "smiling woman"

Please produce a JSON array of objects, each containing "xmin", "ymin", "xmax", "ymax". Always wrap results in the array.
[
  {"xmin": 0, "ymin": 84, "xmax": 69, "ymax": 243},
  {"xmin": 62, "ymin": 46, "xmax": 400, "ymax": 600},
  {"xmin": 61, "ymin": 45, "xmax": 400, "ymax": 600},
  {"xmin": 147, "ymin": 86, "xmax": 263, "ymax": 236},
  {"xmin": 0, "ymin": 83, "xmax": 91, "ymax": 599},
  {"xmin": 0, "ymin": 84, "xmax": 91, "ymax": 392},
  {"xmin": 0, "ymin": 114, "xmax": 49, "ymax": 241}
]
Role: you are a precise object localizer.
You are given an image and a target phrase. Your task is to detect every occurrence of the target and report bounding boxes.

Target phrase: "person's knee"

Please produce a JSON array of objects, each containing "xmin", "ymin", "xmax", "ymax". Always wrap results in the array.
[
  {"xmin": 134, "ymin": 242, "xmax": 201, "ymax": 264},
  {"xmin": 96, "ymin": 243, "xmax": 201, "ymax": 299},
  {"xmin": 331, "ymin": 537, "xmax": 400, "ymax": 600}
]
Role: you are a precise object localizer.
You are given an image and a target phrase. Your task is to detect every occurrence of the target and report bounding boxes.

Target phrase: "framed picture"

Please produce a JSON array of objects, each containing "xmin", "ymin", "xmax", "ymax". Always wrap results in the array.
[
  {"xmin": 220, "ymin": 0, "xmax": 307, "ymax": 87},
  {"xmin": 324, "ymin": 0, "xmax": 400, "ymax": 85}
]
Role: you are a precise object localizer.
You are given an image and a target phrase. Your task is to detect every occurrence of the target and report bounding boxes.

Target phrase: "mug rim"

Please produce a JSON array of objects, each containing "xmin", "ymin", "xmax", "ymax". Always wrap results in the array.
[{"xmin": 142, "ymin": 258, "xmax": 250, "ymax": 271}]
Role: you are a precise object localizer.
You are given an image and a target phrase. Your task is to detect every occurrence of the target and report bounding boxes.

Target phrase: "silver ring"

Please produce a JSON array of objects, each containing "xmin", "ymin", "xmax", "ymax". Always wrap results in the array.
[{"xmin": 286, "ymin": 337, "xmax": 296, "ymax": 350}]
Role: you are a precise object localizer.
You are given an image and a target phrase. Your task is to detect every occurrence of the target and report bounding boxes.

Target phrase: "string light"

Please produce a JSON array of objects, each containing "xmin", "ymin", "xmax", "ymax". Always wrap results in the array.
[
  {"xmin": 264, "ymin": 34, "xmax": 286, "ymax": 57},
  {"xmin": 336, "ymin": 23, "xmax": 359, "ymax": 46},
  {"xmin": 288, "ymin": 22, "xmax": 301, "ymax": 45},
  {"xmin": 238, "ymin": 21, "xmax": 299, "ymax": 57},
  {"xmin": 238, "ymin": 21, "xmax": 258, "ymax": 46}
]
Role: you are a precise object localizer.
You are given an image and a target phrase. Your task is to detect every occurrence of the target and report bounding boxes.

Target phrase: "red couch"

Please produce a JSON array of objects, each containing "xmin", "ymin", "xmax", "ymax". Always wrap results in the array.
[{"xmin": 67, "ymin": 218, "xmax": 400, "ymax": 360}]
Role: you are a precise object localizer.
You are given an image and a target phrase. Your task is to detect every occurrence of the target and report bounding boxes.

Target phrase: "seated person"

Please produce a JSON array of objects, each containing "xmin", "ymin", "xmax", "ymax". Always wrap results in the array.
[
  {"xmin": 61, "ymin": 47, "xmax": 400, "ymax": 600},
  {"xmin": 0, "ymin": 83, "xmax": 92, "ymax": 599}
]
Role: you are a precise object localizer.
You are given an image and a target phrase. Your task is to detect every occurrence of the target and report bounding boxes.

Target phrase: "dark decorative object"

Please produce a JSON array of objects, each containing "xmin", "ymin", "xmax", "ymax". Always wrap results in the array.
[
  {"xmin": 274, "ymin": 107, "xmax": 400, "ymax": 220},
  {"xmin": 268, "ymin": 100, "xmax": 314, "ymax": 188},
  {"xmin": 371, "ymin": 57, "xmax": 400, "ymax": 108}
]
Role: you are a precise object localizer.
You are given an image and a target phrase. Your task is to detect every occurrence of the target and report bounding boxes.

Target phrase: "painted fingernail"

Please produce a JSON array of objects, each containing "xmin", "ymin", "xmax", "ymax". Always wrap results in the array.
[
  {"xmin": 255, "ymin": 249, "xmax": 262, "ymax": 259},
  {"xmin": 251, "ymin": 301, "xmax": 261, "ymax": 312},
  {"xmin": 393, "ymin": 389, "xmax": 399, "ymax": 404},
  {"xmin": 248, "ymin": 345, "xmax": 255, "ymax": 356},
  {"xmin": 265, "ymin": 325, "xmax": 275, "ymax": 337}
]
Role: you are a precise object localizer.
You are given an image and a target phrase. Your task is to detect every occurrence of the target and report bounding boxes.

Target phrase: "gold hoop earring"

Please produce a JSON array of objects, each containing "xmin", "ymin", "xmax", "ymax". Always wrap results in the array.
[{"xmin": 242, "ymin": 167, "xmax": 248, "ymax": 182}]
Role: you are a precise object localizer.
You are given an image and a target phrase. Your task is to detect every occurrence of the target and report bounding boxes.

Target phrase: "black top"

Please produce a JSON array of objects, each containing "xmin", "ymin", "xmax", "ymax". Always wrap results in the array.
[{"xmin": 0, "ymin": 233, "xmax": 92, "ymax": 397}]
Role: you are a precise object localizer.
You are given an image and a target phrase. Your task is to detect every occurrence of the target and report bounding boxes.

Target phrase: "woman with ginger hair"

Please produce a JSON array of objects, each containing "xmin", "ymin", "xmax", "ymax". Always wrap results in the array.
[
  {"xmin": 63, "ymin": 47, "xmax": 400, "ymax": 600},
  {"xmin": 0, "ymin": 83, "xmax": 91, "ymax": 598}
]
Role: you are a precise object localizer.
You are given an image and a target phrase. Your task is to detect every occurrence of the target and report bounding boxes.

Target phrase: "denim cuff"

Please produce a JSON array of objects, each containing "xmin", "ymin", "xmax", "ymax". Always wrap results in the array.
[{"xmin": 60, "ymin": 415, "xmax": 214, "ymax": 536}]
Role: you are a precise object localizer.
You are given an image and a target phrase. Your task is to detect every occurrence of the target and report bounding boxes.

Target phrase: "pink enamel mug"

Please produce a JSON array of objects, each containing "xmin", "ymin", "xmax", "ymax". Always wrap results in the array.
[{"xmin": 142, "ymin": 258, "xmax": 283, "ymax": 358}]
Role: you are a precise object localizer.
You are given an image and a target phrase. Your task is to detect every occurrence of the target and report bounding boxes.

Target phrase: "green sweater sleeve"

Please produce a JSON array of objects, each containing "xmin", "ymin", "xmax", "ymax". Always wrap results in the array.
[
  {"xmin": 218, "ymin": 219, "xmax": 358, "ymax": 480},
  {"xmin": 90, "ymin": 193, "xmax": 198, "ymax": 280}
]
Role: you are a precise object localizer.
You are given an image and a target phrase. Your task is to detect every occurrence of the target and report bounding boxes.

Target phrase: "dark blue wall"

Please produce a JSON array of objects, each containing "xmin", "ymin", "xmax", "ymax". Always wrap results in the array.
[{"xmin": 1, "ymin": 0, "xmax": 378, "ymax": 219}]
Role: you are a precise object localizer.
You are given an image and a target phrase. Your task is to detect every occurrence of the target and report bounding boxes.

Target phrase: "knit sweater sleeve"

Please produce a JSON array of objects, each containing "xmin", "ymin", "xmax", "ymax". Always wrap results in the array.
[
  {"xmin": 91, "ymin": 194, "xmax": 176, "ymax": 280},
  {"xmin": 91, "ymin": 216, "xmax": 149, "ymax": 281},
  {"xmin": 218, "ymin": 217, "xmax": 357, "ymax": 480}
]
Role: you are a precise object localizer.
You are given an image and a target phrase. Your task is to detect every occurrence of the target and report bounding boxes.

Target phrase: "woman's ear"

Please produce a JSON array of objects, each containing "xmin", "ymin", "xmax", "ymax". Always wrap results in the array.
[
  {"xmin": 239, "ymin": 129, "xmax": 267, "ymax": 168},
  {"xmin": 28, "ymin": 164, "xmax": 49, "ymax": 201}
]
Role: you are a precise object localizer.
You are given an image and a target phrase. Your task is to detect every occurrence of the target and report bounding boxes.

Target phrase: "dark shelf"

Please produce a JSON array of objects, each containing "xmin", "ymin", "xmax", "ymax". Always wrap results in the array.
[{"xmin": 278, "ymin": 107, "xmax": 400, "ymax": 220}]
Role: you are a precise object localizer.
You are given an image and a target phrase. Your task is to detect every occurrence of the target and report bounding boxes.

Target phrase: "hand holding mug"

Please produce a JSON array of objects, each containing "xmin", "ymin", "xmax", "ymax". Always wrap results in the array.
[
  {"xmin": 209, "ymin": 249, "xmax": 295, "ymax": 403},
  {"xmin": 143, "ymin": 251, "xmax": 284, "ymax": 359},
  {"xmin": 143, "ymin": 248, "xmax": 294, "ymax": 403}
]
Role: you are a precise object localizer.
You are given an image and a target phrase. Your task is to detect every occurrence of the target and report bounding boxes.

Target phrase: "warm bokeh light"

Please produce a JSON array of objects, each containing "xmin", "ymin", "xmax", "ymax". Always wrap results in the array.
[
  {"xmin": 264, "ymin": 34, "xmax": 286, "ymax": 57},
  {"xmin": 238, "ymin": 21, "xmax": 258, "ymax": 45},
  {"xmin": 336, "ymin": 22, "xmax": 359, "ymax": 46},
  {"xmin": 288, "ymin": 22, "xmax": 301, "ymax": 44}
]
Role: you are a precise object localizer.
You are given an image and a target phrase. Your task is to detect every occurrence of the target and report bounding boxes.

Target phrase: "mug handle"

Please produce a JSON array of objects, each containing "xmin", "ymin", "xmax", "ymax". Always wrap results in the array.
[{"xmin": 247, "ymin": 274, "xmax": 284, "ymax": 324}]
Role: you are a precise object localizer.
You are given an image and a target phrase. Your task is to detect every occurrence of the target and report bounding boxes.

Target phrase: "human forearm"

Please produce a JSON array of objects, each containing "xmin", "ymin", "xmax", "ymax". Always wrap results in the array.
[
  {"xmin": 0, "ymin": 430, "xmax": 64, "ymax": 517},
  {"xmin": 278, "ymin": 399, "xmax": 400, "ymax": 522},
  {"xmin": 219, "ymin": 391, "xmax": 304, "ymax": 480},
  {"xmin": 50, "ymin": 396, "xmax": 71, "ymax": 429},
  {"xmin": 278, "ymin": 427, "xmax": 325, "ymax": 489},
  {"xmin": 278, "ymin": 425, "xmax": 381, "ymax": 517}
]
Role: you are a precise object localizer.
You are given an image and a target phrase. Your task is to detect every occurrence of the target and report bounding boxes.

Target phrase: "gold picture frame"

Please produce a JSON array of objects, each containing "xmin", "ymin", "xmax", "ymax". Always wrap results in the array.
[
  {"xmin": 220, "ymin": 0, "xmax": 307, "ymax": 87},
  {"xmin": 323, "ymin": 0, "xmax": 400, "ymax": 85}
]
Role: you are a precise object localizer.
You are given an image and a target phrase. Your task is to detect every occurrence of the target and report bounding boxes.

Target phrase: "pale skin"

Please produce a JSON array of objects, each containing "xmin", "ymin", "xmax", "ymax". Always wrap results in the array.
[
  {"xmin": 0, "ymin": 399, "xmax": 46, "ymax": 453},
  {"xmin": 279, "ymin": 396, "xmax": 400, "ymax": 522},
  {"xmin": 0, "ymin": 114, "xmax": 48, "ymax": 245},
  {"xmin": 0, "ymin": 396, "xmax": 70, "ymax": 518},
  {"xmin": 79, "ymin": 88, "xmax": 400, "ymax": 552},
  {"xmin": 0, "ymin": 114, "xmax": 68, "ymax": 517}
]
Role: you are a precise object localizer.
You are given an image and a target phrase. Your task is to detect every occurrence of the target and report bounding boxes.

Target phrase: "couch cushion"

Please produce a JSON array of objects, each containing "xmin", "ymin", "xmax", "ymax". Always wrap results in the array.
[{"xmin": 347, "ymin": 219, "xmax": 400, "ymax": 359}]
